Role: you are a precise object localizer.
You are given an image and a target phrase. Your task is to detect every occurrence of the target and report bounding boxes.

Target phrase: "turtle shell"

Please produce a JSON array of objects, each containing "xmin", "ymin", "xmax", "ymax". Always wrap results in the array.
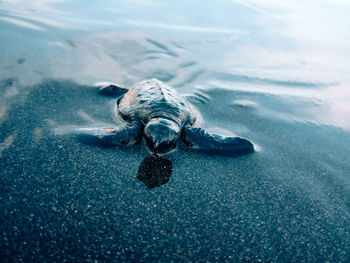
[{"xmin": 116, "ymin": 79, "xmax": 195, "ymax": 126}]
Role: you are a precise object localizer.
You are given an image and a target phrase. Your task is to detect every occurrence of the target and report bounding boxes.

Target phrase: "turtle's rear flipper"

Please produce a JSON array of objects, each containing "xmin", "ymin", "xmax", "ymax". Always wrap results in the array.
[
  {"xmin": 181, "ymin": 126, "xmax": 254, "ymax": 156},
  {"xmin": 96, "ymin": 82, "xmax": 128, "ymax": 97},
  {"xmin": 74, "ymin": 123, "xmax": 142, "ymax": 147}
]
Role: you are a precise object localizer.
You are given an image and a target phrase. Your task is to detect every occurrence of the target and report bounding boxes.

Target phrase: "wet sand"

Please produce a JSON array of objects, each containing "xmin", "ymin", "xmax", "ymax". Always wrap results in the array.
[{"xmin": 1, "ymin": 79, "xmax": 349, "ymax": 262}]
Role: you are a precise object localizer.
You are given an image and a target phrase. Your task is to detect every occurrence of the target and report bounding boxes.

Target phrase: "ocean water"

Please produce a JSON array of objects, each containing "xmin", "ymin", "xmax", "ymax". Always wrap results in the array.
[{"xmin": 1, "ymin": 0, "xmax": 350, "ymax": 262}]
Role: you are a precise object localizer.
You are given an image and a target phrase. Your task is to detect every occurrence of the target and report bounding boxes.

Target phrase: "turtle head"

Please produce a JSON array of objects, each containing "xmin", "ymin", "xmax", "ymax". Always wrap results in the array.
[{"xmin": 144, "ymin": 118, "xmax": 180, "ymax": 154}]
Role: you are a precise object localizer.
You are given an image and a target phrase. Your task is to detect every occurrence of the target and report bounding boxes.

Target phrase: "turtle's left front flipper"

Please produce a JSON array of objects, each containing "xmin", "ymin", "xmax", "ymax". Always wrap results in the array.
[
  {"xmin": 181, "ymin": 126, "xmax": 254, "ymax": 156},
  {"xmin": 74, "ymin": 123, "xmax": 143, "ymax": 147}
]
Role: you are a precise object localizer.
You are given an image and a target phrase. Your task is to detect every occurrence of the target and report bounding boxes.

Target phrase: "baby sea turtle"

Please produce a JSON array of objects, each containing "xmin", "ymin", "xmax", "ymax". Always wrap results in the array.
[{"xmin": 76, "ymin": 79, "xmax": 254, "ymax": 156}]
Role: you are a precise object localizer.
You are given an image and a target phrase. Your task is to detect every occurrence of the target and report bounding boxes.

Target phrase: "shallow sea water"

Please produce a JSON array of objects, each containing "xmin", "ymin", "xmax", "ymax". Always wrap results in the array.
[{"xmin": 1, "ymin": 0, "xmax": 350, "ymax": 262}]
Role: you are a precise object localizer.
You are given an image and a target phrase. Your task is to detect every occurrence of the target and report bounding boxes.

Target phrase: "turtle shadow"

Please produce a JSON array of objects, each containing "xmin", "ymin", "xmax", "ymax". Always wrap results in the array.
[{"xmin": 137, "ymin": 156, "xmax": 173, "ymax": 188}]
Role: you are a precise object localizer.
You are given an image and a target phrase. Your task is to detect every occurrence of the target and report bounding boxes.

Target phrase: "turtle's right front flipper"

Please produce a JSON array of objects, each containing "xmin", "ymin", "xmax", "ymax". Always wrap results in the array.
[
  {"xmin": 181, "ymin": 126, "xmax": 254, "ymax": 156},
  {"xmin": 74, "ymin": 123, "xmax": 143, "ymax": 147}
]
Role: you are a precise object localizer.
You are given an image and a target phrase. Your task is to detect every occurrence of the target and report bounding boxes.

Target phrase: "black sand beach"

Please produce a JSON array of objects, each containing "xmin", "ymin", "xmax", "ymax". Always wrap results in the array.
[{"xmin": 1, "ymin": 0, "xmax": 350, "ymax": 261}]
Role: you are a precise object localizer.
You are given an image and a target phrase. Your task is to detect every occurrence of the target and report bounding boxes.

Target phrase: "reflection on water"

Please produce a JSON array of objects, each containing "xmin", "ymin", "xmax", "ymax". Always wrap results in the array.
[
  {"xmin": 1, "ymin": 0, "xmax": 350, "ymax": 130},
  {"xmin": 137, "ymin": 156, "xmax": 173, "ymax": 189}
]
